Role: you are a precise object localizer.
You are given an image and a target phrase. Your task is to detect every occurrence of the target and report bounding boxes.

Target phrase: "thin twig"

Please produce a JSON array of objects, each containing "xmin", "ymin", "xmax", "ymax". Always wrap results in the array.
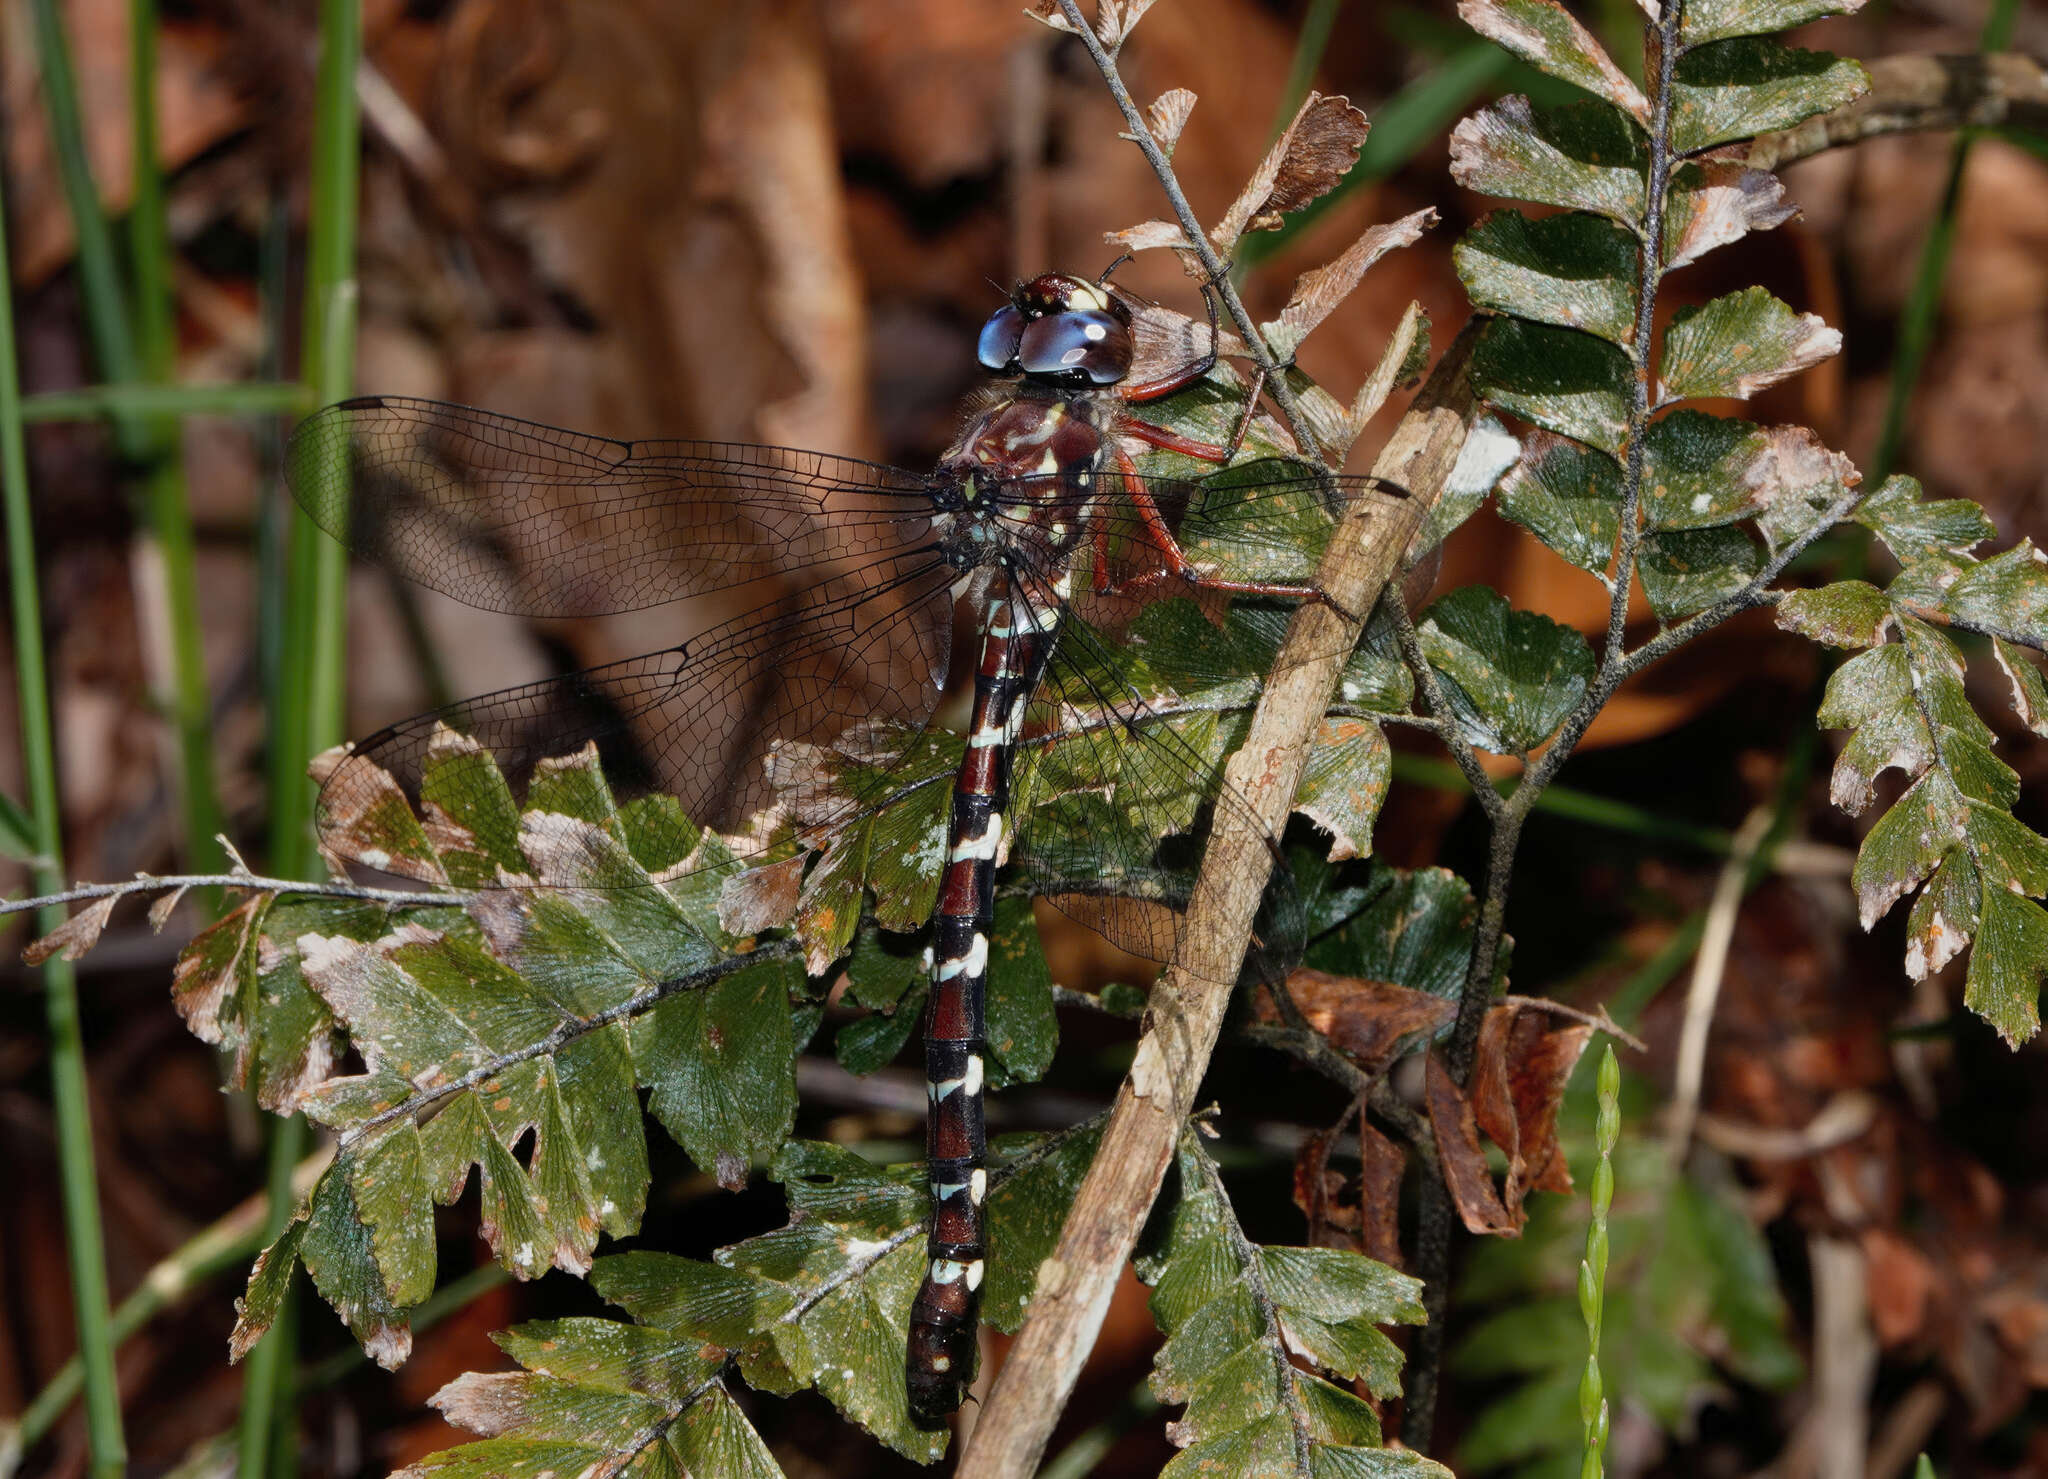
[
  {"xmin": 0, "ymin": 871, "xmax": 469, "ymax": 920},
  {"xmin": 1664, "ymin": 805, "xmax": 1773, "ymax": 1158},
  {"xmin": 1053, "ymin": 0, "xmax": 1325, "ymax": 461},
  {"xmin": 958, "ymin": 326, "xmax": 1480, "ymax": 1479},
  {"xmin": 1498, "ymin": 995, "xmax": 1647, "ymax": 1053}
]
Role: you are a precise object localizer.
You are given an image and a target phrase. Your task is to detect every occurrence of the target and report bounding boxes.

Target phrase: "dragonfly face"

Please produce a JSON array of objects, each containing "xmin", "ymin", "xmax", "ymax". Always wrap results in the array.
[{"xmin": 975, "ymin": 271, "xmax": 1135, "ymax": 388}]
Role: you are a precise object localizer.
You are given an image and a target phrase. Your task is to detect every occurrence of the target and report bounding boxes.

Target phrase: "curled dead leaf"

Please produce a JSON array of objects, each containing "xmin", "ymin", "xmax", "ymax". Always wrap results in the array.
[
  {"xmin": 1470, "ymin": 1002, "xmax": 1593, "ymax": 1217},
  {"xmin": 1425, "ymin": 1050, "xmax": 1519, "ymax": 1236},
  {"xmin": 24, "ymin": 895, "xmax": 119, "ymax": 966},
  {"xmin": 1213, "ymin": 93, "xmax": 1370, "ymax": 251},
  {"xmin": 1255, "ymin": 967, "xmax": 1456, "ymax": 1076}
]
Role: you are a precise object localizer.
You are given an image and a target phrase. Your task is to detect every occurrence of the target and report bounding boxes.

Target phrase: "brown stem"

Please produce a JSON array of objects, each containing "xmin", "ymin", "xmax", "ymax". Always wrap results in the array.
[{"xmin": 1744, "ymin": 52, "xmax": 2048, "ymax": 173}]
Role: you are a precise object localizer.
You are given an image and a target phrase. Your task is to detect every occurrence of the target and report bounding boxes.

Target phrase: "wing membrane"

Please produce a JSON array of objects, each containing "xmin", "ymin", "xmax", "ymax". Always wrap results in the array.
[
  {"xmin": 317, "ymin": 551, "xmax": 959, "ymax": 882},
  {"xmin": 285, "ymin": 396, "xmax": 938, "ymax": 618}
]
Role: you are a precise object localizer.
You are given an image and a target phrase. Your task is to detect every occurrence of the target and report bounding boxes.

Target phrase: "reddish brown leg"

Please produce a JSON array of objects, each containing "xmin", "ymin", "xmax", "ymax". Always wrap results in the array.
[{"xmin": 1104, "ymin": 444, "xmax": 1332, "ymax": 603}]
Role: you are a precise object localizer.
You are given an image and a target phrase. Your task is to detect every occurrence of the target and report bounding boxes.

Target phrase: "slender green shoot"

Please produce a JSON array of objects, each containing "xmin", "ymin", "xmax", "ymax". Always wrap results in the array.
[
  {"xmin": 11, "ymin": 1160, "xmax": 314, "ymax": 1452},
  {"xmin": 1273, "ymin": 0, "xmax": 1345, "ymax": 136},
  {"xmin": 1038, "ymin": 1382, "xmax": 1162, "ymax": 1479},
  {"xmin": 129, "ymin": 0, "xmax": 226, "ymax": 882},
  {"xmin": 1869, "ymin": 0, "xmax": 2021, "ymax": 485},
  {"xmin": 1391, "ymin": 752, "xmax": 1735, "ymax": 853},
  {"xmin": 1577, "ymin": 1045, "xmax": 1620, "ymax": 1479},
  {"xmin": 21, "ymin": 381, "xmax": 312, "ymax": 422},
  {"xmin": 237, "ymin": 2, "xmax": 362, "ymax": 1469},
  {"xmin": 0, "ymin": 125, "xmax": 128, "ymax": 1479},
  {"xmin": 26, "ymin": 0, "xmax": 142, "ymax": 439}
]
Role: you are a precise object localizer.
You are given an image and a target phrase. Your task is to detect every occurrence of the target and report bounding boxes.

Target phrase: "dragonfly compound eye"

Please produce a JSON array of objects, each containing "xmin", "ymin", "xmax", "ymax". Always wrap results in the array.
[
  {"xmin": 1015, "ymin": 309, "xmax": 1132, "ymax": 385},
  {"xmin": 976, "ymin": 305, "xmax": 1027, "ymax": 372}
]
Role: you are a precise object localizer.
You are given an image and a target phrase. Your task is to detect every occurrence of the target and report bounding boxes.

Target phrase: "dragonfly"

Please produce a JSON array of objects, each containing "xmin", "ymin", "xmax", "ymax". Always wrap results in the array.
[{"xmin": 284, "ymin": 267, "xmax": 1415, "ymax": 1423}]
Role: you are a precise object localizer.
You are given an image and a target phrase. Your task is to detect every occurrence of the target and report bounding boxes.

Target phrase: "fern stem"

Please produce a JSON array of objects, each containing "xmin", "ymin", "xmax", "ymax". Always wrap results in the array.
[
  {"xmin": 237, "ymin": 1, "xmax": 362, "ymax": 1469},
  {"xmin": 0, "ymin": 120, "xmax": 128, "ymax": 1479},
  {"xmin": 1578, "ymin": 1045, "xmax": 1621, "ymax": 1479},
  {"xmin": 1604, "ymin": 0, "xmax": 1685, "ymax": 668}
]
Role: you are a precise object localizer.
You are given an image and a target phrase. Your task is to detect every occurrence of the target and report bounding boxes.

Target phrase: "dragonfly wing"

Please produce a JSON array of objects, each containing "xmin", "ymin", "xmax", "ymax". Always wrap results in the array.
[
  {"xmin": 316, "ymin": 552, "xmax": 959, "ymax": 885},
  {"xmin": 1009, "ymin": 610, "xmax": 1304, "ymax": 986},
  {"xmin": 285, "ymin": 396, "xmax": 937, "ymax": 618}
]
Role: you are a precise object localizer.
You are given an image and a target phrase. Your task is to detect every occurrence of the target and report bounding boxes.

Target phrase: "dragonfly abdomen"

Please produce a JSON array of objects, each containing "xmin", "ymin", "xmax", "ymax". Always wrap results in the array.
[{"xmin": 906, "ymin": 591, "xmax": 1060, "ymax": 1424}]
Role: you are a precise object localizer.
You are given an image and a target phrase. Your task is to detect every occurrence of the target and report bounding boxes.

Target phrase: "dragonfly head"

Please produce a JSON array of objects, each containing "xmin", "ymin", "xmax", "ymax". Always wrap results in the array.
[{"xmin": 976, "ymin": 272, "xmax": 1133, "ymax": 389}]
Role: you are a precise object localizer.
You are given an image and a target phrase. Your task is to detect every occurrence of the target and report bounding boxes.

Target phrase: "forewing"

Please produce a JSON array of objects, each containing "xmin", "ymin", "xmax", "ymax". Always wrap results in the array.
[
  {"xmin": 284, "ymin": 396, "xmax": 936, "ymax": 617},
  {"xmin": 315, "ymin": 551, "xmax": 959, "ymax": 885}
]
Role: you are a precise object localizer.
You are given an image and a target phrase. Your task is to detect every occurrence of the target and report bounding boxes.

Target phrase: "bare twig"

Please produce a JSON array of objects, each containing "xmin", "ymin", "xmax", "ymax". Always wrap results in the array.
[
  {"xmin": 1498, "ymin": 995, "xmax": 1647, "ymax": 1053},
  {"xmin": 1745, "ymin": 52, "xmax": 2048, "ymax": 172},
  {"xmin": 1665, "ymin": 805, "xmax": 1773, "ymax": 1158},
  {"xmin": 1053, "ymin": 0, "xmax": 1325, "ymax": 461},
  {"xmin": 0, "ymin": 870, "xmax": 465, "ymax": 921},
  {"xmin": 957, "ymin": 326, "xmax": 1479, "ymax": 1479}
]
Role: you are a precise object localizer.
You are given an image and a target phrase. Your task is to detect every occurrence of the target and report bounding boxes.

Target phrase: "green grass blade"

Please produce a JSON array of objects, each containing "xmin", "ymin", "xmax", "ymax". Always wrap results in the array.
[
  {"xmin": 20, "ymin": 381, "xmax": 312, "ymax": 422},
  {"xmin": 237, "ymin": 2, "xmax": 362, "ymax": 1470},
  {"xmin": 1273, "ymin": 0, "xmax": 1345, "ymax": 137},
  {"xmin": 0, "ymin": 118, "xmax": 129, "ymax": 1479},
  {"xmin": 26, "ymin": 0, "xmax": 144, "ymax": 456},
  {"xmin": 129, "ymin": 0, "xmax": 226, "ymax": 885}
]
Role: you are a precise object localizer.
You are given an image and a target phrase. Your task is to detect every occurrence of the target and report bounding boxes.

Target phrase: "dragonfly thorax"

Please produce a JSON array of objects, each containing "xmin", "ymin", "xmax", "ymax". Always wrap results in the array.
[{"xmin": 932, "ymin": 382, "xmax": 1116, "ymax": 580}]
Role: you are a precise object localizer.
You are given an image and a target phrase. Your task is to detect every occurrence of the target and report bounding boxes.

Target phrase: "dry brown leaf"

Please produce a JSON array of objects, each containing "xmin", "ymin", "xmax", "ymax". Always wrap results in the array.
[
  {"xmin": 1263, "ymin": 208, "xmax": 1435, "ymax": 359},
  {"xmin": 1293, "ymin": 1121, "xmax": 1359, "ymax": 1247},
  {"xmin": 24, "ymin": 894, "xmax": 118, "ymax": 965},
  {"xmin": 1346, "ymin": 300, "xmax": 1431, "ymax": 448},
  {"xmin": 717, "ymin": 856, "xmax": 805, "ymax": 938},
  {"xmin": 1147, "ymin": 87, "xmax": 1197, "ymax": 157},
  {"xmin": 1470, "ymin": 1003, "xmax": 1592, "ymax": 1215},
  {"xmin": 1212, "ymin": 93, "xmax": 1370, "ymax": 251},
  {"xmin": 1256, "ymin": 967, "xmax": 1456, "ymax": 1076},
  {"xmin": 148, "ymin": 884, "xmax": 191, "ymax": 932},
  {"xmin": 170, "ymin": 896, "xmax": 265, "ymax": 1048},
  {"xmin": 1108, "ymin": 219, "xmax": 1198, "ymax": 253},
  {"xmin": 1026, "ymin": 0, "xmax": 1158, "ymax": 47},
  {"xmin": 1425, "ymin": 1050, "xmax": 1520, "ymax": 1236},
  {"xmin": 1357, "ymin": 1117, "xmax": 1407, "ymax": 1269},
  {"xmin": 309, "ymin": 743, "xmax": 453, "ymax": 888}
]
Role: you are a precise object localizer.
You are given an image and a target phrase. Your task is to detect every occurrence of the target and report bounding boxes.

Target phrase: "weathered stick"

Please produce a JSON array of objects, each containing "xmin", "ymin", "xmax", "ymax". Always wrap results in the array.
[{"xmin": 1745, "ymin": 52, "xmax": 2047, "ymax": 171}]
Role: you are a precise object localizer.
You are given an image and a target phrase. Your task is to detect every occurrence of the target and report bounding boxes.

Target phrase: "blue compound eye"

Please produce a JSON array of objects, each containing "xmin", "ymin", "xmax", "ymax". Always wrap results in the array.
[
  {"xmin": 1015, "ymin": 309, "xmax": 1132, "ymax": 385},
  {"xmin": 976, "ymin": 305, "xmax": 1027, "ymax": 371}
]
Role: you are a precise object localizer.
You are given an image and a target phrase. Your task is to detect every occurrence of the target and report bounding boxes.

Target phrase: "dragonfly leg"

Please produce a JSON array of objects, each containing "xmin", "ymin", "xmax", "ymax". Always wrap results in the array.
[{"xmin": 1106, "ymin": 443, "xmax": 1345, "ymax": 607}]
